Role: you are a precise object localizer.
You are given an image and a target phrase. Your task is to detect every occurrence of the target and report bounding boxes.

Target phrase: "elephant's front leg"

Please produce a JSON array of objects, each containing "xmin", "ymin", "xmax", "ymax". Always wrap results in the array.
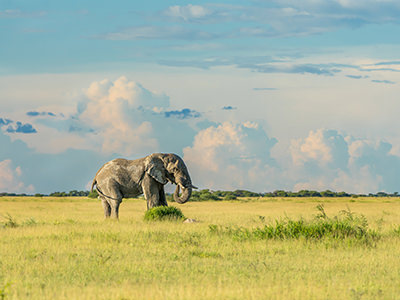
[
  {"xmin": 158, "ymin": 187, "xmax": 168, "ymax": 207},
  {"xmin": 142, "ymin": 175, "xmax": 165, "ymax": 209}
]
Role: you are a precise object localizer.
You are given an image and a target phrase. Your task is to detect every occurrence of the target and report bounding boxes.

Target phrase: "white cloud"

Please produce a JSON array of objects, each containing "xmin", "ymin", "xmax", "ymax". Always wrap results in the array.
[
  {"xmin": 165, "ymin": 5, "xmax": 211, "ymax": 21},
  {"xmin": 78, "ymin": 76, "xmax": 170, "ymax": 156},
  {"xmin": 1, "ymin": 75, "xmax": 199, "ymax": 157},
  {"xmin": 2, "ymin": 72, "xmax": 400, "ymax": 194},
  {"xmin": 290, "ymin": 129, "xmax": 400, "ymax": 193},
  {"xmin": 183, "ymin": 121, "xmax": 278, "ymax": 191},
  {"xmin": 0, "ymin": 159, "xmax": 34, "ymax": 193},
  {"xmin": 291, "ymin": 129, "xmax": 348, "ymax": 168}
]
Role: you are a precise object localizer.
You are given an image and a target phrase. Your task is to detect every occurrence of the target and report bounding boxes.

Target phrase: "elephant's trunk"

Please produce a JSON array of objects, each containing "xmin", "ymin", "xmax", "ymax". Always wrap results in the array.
[{"xmin": 173, "ymin": 184, "xmax": 192, "ymax": 204}]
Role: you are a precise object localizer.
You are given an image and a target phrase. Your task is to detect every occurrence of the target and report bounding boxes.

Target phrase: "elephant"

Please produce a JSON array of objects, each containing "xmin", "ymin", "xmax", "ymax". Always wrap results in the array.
[{"xmin": 91, "ymin": 153, "xmax": 197, "ymax": 219}]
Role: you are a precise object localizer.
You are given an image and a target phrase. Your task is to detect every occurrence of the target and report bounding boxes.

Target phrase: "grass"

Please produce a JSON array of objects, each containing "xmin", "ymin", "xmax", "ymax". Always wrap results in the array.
[
  {"xmin": 209, "ymin": 204, "xmax": 379, "ymax": 243},
  {"xmin": 1, "ymin": 197, "xmax": 400, "ymax": 299}
]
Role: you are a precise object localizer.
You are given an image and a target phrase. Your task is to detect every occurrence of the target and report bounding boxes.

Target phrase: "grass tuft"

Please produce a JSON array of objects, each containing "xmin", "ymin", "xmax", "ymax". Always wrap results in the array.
[
  {"xmin": 209, "ymin": 205, "xmax": 379, "ymax": 242},
  {"xmin": 1, "ymin": 215, "xmax": 40, "ymax": 228},
  {"xmin": 144, "ymin": 206, "xmax": 186, "ymax": 222},
  {"xmin": 0, "ymin": 214, "xmax": 18, "ymax": 228}
]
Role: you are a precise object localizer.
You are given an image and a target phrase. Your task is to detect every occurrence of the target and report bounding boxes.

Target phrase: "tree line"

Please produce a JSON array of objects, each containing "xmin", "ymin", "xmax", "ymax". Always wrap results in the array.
[{"xmin": 0, "ymin": 189, "xmax": 399, "ymax": 199}]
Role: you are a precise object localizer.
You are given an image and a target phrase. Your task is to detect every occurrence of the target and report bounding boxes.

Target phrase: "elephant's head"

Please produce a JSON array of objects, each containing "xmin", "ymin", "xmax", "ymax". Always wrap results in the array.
[{"xmin": 145, "ymin": 153, "xmax": 197, "ymax": 204}]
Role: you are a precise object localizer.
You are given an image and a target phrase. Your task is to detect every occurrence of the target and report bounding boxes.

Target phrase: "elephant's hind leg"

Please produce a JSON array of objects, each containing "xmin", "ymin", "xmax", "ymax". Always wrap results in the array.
[
  {"xmin": 101, "ymin": 180, "xmax": 123, "ymax": 219},
  {"xmin": 100, "ymin": 196, "xmax": 111, "ymax": 218}
]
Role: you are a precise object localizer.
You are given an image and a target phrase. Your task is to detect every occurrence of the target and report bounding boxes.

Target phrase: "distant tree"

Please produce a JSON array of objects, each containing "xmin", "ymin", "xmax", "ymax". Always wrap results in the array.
[
  {"xmin": 224, "ymin": 194, "xmax": 237, "ymax": 200},
  {"xmin": 88, "ymin": 190, "xmax": 98, "ymax": 198},
  {"xmin": 320, "ymin": 190, "xmax": 335, "ymax": 197},
  {"xmin": 273, "ymin": 190, "xmax": 288, "ymax": 197},
  {"xmin": 376, "ymin": 192, "xmax": 389, "ymax": 197},
  {"xmin": 337, "ymin": 191, "xmax": 350, "ymax": 197},
  {"xmin": 233, "ymin": 190, "xmax": 261, "ymax": 197}
]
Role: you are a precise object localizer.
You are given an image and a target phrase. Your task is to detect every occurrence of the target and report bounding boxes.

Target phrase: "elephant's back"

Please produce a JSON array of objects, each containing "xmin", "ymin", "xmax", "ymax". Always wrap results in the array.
[
  {"xmin": 95, "ymin": 159, "xmax": 128, "ymax": 180},
  {"xmin": 95, "ymin": 158, "xmax": 144, "ymax": 184}
]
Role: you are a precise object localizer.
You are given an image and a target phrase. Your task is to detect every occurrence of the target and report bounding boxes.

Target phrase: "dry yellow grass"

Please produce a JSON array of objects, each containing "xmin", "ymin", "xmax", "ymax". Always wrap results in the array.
[{"xmin": 1, "ymin": 197, "xmax": 400, "ymax": 299}]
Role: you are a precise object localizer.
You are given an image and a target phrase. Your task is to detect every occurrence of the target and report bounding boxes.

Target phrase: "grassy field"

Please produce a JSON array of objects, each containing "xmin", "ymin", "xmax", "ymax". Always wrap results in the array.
[{"xmin": 1, "ymin": 196, "xmax": 400, "ymax": 299}]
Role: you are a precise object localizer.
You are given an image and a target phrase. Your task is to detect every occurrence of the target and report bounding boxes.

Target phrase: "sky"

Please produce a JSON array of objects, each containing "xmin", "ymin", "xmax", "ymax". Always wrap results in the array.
[{"xmin": 1, "ymin": 0, "xmax": 400, "ymax": 194}]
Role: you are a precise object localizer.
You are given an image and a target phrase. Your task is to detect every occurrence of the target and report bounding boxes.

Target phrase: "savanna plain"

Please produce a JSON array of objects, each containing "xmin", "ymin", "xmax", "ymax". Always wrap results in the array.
[{"xmin": 1, "ymin": 196, "xmax": 400, "ymax": 300}]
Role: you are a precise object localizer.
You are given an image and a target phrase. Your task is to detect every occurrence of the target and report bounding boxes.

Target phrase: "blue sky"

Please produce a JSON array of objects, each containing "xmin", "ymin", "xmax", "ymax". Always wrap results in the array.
[{"xmin": 1, "ymin": 0, "xmax": 400, "ymax": 193}]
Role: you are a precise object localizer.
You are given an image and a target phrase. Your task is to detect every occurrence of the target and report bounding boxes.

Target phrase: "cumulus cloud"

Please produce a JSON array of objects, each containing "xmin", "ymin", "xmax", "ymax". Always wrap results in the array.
[
  {"xmin": 2, "ymin": 76, "xmax": 199, "ymax": 157},
  {"xmin": 0, "ymin": 159, "xmax": 34, "ymax": 193},
  {"xmin": 290, "ymin": 129, "xmax": 400, "ymax": 193},
  {"xmin": 291, "ymin": 129, "xmax": 349, "ymax": 169},
  {"xmin": 4, "ymin": 74, "xmax": 400, "ymax": 194},
  {"xmin": 56, "ymin": 76, "xmax": 198, "ymax": 157},
  {"xmin": 184, "ymin": 125, "xmax": 400, "ymax": 193},
  {"xmin": 183, "ymin": 121, "xmax": 278, "ymax": 191},
  {"xmin": 77, "ymin": 76, "xmax": 168, "ymax": 156}
]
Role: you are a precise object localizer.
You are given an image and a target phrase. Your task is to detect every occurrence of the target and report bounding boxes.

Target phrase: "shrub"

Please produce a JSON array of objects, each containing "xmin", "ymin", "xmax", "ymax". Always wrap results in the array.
[
  {"xmin": 88, "ymin": 190, "xmax": 99, "ymax": 198},
  {"xmin": 224, "ymin": 194, "xmax": 237, "ymax": 200},
  {"xmin": 144, "ymin": 206, "xmax": 185, "ymax": 222}
]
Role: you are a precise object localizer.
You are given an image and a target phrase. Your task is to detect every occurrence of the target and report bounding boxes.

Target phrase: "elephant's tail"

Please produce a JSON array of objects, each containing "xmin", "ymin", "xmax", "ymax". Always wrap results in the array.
[{"xmin": 91, "ymin": 178, "xmax": 97, "ymax": 193}]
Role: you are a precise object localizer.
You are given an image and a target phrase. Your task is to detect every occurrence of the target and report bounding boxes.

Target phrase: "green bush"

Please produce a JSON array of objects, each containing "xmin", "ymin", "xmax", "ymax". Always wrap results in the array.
[
  {"xmin": 144, "ymin": 206, "xmax": 185, "ymax": 222},
  {"xmin": 88, "ymin": 190, "xmax": 99, "ymax": 198}
]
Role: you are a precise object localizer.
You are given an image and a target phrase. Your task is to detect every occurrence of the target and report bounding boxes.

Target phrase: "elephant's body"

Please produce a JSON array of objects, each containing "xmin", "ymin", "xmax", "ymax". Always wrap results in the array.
[
  {"xmin": 95, "ymin": 158, "xmax": 146, "ymax": 198},
  {"xmin": 91, "ymin": 153, "xmax": 195, "ymax": 219}
]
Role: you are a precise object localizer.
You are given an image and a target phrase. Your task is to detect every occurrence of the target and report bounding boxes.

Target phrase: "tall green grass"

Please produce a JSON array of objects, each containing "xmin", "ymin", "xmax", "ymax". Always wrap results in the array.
[{"xmin": 209, "ymin": 205, "xmax": 379, "ymax": 243}]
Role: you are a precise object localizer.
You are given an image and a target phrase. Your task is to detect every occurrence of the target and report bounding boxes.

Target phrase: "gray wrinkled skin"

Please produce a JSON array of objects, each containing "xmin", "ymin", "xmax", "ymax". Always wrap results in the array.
[{"xmin": 91, "ymin": 153, "xmax": 196, "ymax": 219}]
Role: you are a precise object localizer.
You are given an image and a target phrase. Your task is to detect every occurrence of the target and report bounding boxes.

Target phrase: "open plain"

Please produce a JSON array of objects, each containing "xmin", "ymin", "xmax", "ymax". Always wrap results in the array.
[{"xmin": 1, "ymin": 196, "xmax": 400, "ymax": 299}]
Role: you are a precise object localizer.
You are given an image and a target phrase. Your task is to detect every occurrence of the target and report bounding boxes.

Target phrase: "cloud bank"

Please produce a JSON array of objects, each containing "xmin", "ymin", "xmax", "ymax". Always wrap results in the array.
[
  {"xmin": 184, "ymin": 126, "xmax": 400, "ymax": 194},
  {"xmin": 1, "ymin": 76, "xmax": 400, "ymax": 194}
]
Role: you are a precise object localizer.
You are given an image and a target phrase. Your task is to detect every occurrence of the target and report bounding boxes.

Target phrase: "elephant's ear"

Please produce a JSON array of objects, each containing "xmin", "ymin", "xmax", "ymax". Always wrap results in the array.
[{"xmin": 146, "ymin": 158, "xmax": 168, "ymax": 184}]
